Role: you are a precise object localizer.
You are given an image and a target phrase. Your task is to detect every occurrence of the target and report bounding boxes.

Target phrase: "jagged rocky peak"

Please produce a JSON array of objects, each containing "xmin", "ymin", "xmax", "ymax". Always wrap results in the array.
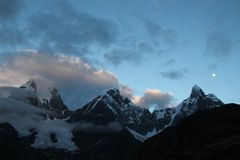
[
  {"xmin": 190, "ymin": 84, "xmax": 205, "ymax": 98},
  {"xmin": 26, "ymin": 79, "xmax": 37, "ymax": 91},
  {"xmin": 70, "ymin": 88, "xmax": 155, "ymax": 137},
  {"xmin": 19, "ymin": 79, "xmax": 72, "ymax": 118},
  {"xmin": 106, "ymin": 88, "xmax": 131, "ymax": 105},
  {"xmin": 106, "ymin": 88, "xmax": 120, "ymax": 96},
  {"xmin": 170, "ymin": 84, "xmax": 224, "ymax": 126},
  {"xmin": 20, "ymin": 79, "xmax": 57, "ymax": 100},
  {"xmin": 153, "ymin": 84, "xmax": 224, "ymax": 131},
  {"xmin": 20, "ymin": 79, "xmax": 37, "ymax": 91},
  {"xmin": 206, "ymin": 93, "xmax": 222, "ymax": 102}
]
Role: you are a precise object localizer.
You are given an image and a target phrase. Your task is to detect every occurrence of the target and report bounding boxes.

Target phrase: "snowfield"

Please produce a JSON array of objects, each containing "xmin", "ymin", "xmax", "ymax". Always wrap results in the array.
[{"xmin": 0, "ymin": 96, "xmax": 77, "ymax": 150}]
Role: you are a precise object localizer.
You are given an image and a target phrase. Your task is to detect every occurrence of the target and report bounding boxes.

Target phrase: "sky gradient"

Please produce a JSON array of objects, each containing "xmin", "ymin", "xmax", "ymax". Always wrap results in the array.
[{"xmin": 0, "ymin": 0, "xmax": 239, "ymax": 109}]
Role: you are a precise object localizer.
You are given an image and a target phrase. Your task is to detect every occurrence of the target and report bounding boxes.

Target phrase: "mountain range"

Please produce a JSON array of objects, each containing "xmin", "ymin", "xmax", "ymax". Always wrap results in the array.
[{"xmin": 0, "ymin": 79, "xmax": 230, "ymax": 160}]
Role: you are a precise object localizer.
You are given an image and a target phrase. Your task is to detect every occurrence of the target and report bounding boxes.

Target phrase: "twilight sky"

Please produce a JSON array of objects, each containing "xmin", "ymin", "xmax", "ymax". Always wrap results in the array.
[{"xmin": 0, "ymin": 0, "xmax": 239, "ymax": 110}]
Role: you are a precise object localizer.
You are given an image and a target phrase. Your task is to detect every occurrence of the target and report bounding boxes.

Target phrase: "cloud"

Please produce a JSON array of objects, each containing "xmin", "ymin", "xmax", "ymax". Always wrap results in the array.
[
  {"xmin": 0, "ymin": 51, "xmax": 122, "ymax": 108},
  {"xmin": 205, "ymin": 19, "xmax": 240, "ymax": 59},
  {"xmin": 163, "ymin": 59, "xmax": 175, "ymax": 66},
  {"xmin": 145, "ymin": 20, "xmax": 178, "ymax": 46},
  {"xmin": 0, "ymin": 0, "xmax": 25, "ymax": 48},
  {"xmin": 26, "ymin": 1, "xmax": 119, "ymax": 54},
  {"xmin": 119, "ymin": 85, "xmax": 134, "ymax": 99},
  {"xmin": 0, "ymin": 0, "xmax": 24, "ymax": 21},
  {"xmin": 0, "ymin": 0, "xmax": 179, "ymax": 67},
  {"xmin": 208, "ymin": 64, "xmax": 218, "ymax": 71},
  {"xmin": 104, "ymin": 19, "xmax": 178, "ymax": 66},
  {"xmin": 0, "ymin": 26, "xmax": 25, "ymax": 47},
  {"xmin": 104, "ymin": 48, "xmax": 141, "ymax": 66},
  {"xmin": 132, "ymin": 89, "xmax": 174, "ymax": 109},
  {"xmin": 161, "ymin": 68, "xmax": 189, "ymax": 80},
  {"xmin": 206, "ymin": 31, "xmax": 234, "ymax": 58},
  {"xmin": 0, "ymin": 50, "xmax": 172, "ymax": 110},
  {"xmin": 0, "ymin": 0, "xmax": 119, "ymax": 56}
]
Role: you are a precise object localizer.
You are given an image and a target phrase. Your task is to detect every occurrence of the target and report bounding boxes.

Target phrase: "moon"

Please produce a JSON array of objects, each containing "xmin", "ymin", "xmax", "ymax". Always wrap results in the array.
[{"xmin": 212, "ymin": 73, "xmax": 216, "ymax": 77}]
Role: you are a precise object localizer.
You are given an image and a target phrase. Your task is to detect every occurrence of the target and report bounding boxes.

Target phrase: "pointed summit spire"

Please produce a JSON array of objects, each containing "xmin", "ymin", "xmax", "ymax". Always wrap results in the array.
[
  {"xmin": 20, "ymin": 79, "xmax": 37, "ymax": 91},
  {"xmin": 106, "ymin": 88, "xmax": 120, "ymax": 96},
  {"xmin": 190, "ymin": 84, "xmax": 205, "ymax": 97},
  {"xmin": 26, "ymin": 79, "xmax": 37, "ymax": 91}
]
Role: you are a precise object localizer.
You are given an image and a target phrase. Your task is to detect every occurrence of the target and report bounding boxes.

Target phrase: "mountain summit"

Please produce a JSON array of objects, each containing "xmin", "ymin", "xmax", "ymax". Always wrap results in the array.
[
  {"xmin": 172, "ymin": 84, "xmax": 223, "ymax": 125},
  {"xmin": 153, "ymin": 84, "xmax": 223, "ymax": 131},
  {"xmin": 70, "ymin": 85, "xmax": 223, "ymax": 141},
  {"xmin": 190, "ymin": 84, "xmax": 205, "ymax": 98},
  {"xmin": 70, "ymin": 88, "xmax": 154, "ymax": 136},
  {"xmin": 20, "ymin": 79, "xmax": 72, "ymax": 118}
]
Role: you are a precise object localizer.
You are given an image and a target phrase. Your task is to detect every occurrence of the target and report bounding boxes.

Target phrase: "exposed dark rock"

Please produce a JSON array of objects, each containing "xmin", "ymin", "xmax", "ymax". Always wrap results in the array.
[
  {"xmin": 50, "ymin": 133, "xmax": 58, "ymax": 143},
  {"xmin": 69, "ymin": 89, "xmax": 155, "ymax": 135},
  {"xmin": 133, "ymin": 104, "xmax": 240, "ymax": 160},
  {"xmin": 72, "ymin": 128, "xmax": 140, "ymax": 160}
]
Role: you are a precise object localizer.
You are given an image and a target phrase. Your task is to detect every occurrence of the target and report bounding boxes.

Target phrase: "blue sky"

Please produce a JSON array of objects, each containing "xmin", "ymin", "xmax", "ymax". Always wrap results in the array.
[{"xmin": 0, "ymin": 0, "xmax": 239, "ymax": 109}]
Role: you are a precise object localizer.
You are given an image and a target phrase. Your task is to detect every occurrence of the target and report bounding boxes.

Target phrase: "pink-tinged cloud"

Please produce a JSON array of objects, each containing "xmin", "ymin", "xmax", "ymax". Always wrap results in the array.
[
  {"xmin": 0, "ymin": 50, "xmax": 121, "ymax": 107},
  {"xmin": 132, "ymin": 89, "xmax": 174, "ymax": 109},
  {"xmin": 0, "ymin": 50, "xmax": 175, "ymax": 110}
]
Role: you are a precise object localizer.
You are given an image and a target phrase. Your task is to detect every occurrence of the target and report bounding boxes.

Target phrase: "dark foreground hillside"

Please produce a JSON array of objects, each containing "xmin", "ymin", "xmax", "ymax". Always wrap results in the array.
[
  {"xmin": 133, "ymin": 104, "xmax": 240, "ymax": 160},
  {"xmin": 0, "ymin": 122, "xmax": 140, "ymax": 160}
]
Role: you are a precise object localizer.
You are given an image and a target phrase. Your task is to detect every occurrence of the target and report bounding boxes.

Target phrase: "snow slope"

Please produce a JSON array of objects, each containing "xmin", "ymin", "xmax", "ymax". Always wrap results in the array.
[
  {"xmin": 0, "ymin": 97, "xmax": 77, "ymax": 150},
  {"xmin": 0, "ymin": 87, "xmax": 36, "ymax": 104}
]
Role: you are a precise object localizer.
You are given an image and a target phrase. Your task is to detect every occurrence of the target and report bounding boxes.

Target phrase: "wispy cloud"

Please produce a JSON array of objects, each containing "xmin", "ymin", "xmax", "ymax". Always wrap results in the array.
[
  {"xmin": 161, "ymin": 68, "xmax": 189, "ymax": 80},
  {"xmin": 206, "ymin": 31, "xmax": 234, "ymax": 58},
  {"xmin": 163, "ymin": 59, "xmax": 175, "ymax": 66},
  {"xmin": 104, "ymin": 48, "xmax": 142, "ymax": 66},
  {"xmin": 0, "ymin": 0, "xmax": 24, "ymax": 21},
  {"xmin": 205, "ymin": 19, "xmax": 240, "ymax": 59},
  {"xmin": 144, "ymin": 20, "xmax": 178, "ymax": 46},
  {"xmin": 103, "ymin": 19, "xmax": 178, "ymax": 66}
]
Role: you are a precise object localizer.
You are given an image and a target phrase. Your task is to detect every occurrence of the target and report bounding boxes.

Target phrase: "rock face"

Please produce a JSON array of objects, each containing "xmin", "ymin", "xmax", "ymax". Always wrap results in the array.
[
  {"xmin": 133, "ymin": 104, "xmax": 240, "ymax": 160},
  {"xmin": 70, "ymin": 89, "xmax": 155, "ymax": 136},
  {"xmin": 0, "ymin": 122, "xmax": 48, "ymax": 160},
  {"xmin": 67, "ymin": 89, "xmax": 153, "ymax": 160},
  {"xmin": 20, "ymin": 79, "xmax": 72, "ymax": 118},
  {"xmin": 171, "ymin": 84, "xmax": 223, "ymax": 125},
  {"xmin": 71, "ymin": 128, "xmax": 140, "ymax": 160},
  {"xmin": 152, "ymin": 84, "xmax": 224, "ymax": 131},
  {"xmin": 69, "ymin": 85, "xmax": 223, "ymax": 141},
  {"xmin": 0, "ymin": 80, "xmax": 228, "ymax": 160}
]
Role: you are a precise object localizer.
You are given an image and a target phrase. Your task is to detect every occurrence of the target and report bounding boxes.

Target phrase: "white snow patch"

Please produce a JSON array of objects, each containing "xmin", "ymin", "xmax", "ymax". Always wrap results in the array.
[
  {"xmin": 84, "ymin": 96, "xmax": 102, "ymax": 115},
  {"xmin": 126, "ymin": 127, "xmax": 158, "ymax": 141},
  {"xmin": 0, "ymin": 97, "xmax": 77, "ymax": 150},
  {"xmin": 106, "ymin": 103, "xmax": 118, "ymax": 114},
  {"xmin": 155, "ymin": 109, "xmax": 165, "ymax": 119},
  {"xmin": 21, "ymin": 79, "xmax": 53, "ymax": 101},
  {"xmin": 207, "ymin": 94, "xmax": 221, "ymax": 102}
]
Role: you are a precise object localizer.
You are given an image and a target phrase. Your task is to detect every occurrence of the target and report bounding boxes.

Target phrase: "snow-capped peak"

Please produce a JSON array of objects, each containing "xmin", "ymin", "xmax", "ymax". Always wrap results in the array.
[
  {"xmin": 70, "ymin": 88, "xmax": 154, "ymax": 136},
  {"xmin": 106, "ymin": 88, "xmax": 120, "ymax": 96},
  {"xmin": 20, "ymin": 79, "xmax": 37, "ymax": 91},
  {"xmin": 206, "ymin": 94, "xmax": 223, "ymax": 103},
  {"xmin": 19, "ymin": 79, "xmax": 71, "ymax": 118},
  {"xmin": 190, "ymin": 84, "xmax": 205, "ymax": 98},
  {"xmin": 20, "ymin": 79, "xmax": 54, "ymax": 101}
]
